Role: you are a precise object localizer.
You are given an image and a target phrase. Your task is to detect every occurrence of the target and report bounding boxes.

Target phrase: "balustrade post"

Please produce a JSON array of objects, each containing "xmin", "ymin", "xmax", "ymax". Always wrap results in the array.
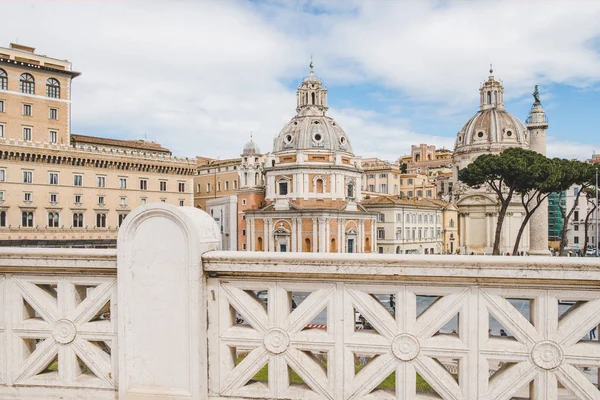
[{"xmin": 117, "ymin": 203, "xmax": 220, "ymax": 399}]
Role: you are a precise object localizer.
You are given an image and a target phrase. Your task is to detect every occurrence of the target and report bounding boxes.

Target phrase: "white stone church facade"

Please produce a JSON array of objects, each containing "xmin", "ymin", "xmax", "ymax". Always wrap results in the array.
[{"xmin": 447, "ymin": 68, "xmax": 550, "ymax": 255}]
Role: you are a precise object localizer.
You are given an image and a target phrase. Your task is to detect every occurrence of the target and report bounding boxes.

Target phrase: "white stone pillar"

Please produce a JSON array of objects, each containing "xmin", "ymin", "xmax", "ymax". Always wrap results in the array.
[
  {"xmin": 464, "ymin": 213, "xmax": 470, "ymax": 251},
  {"xmin": 486, "ymin": 213, "xmax": 491, "ymax": 248},
  {"xmin": 319, "ymin": 218, "xmax": 326, "ymax": 253},
  {"xmin": 117, "ymin": 204, "xmax": 220, "ymax": 400},
  {"xmin": 297, "ymin": 218, "xmax": 303, "ymax": 251},
  {"xmin": 325, "ymin": 217, "xmax": 330, "ymax": 252}
]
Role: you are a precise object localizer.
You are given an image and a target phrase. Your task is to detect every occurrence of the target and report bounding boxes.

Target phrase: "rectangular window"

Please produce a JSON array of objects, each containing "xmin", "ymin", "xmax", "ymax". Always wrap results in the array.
[
  {"xmin": 242, "ymin": 199, "xmax": 247, "ymax": 205},
  {"xmin": 367, "ymin": 174, "xmax": 374, "ymax": 179},
  {"xmin": 574, "ymin": 236, "xmax": 580, "ymax": 244},
  {"xmin": 160, "ymin": 198, "xmax": 166, "ymax": 203},
  {"xmin": 0, "ymin": 124, "xmax": 4, "ymax": 138},
  {"xmin": 574, "ymin": 211, "xmax": 579, "ymax": 221},
  {"xmin": 178, "ymin": 182, "xmax": 185, "ymax": 193},
  {"xmin": 242, "ymin": 244, "xmax": 246, "ymax": 250},
  {"xmin": 23, "ymin": 171, "xmax": 32, "ymax": 183},
  {"xmin": 141, "ymin": 198, "xmax": 147, "ymax": 205},
  {"xmin": 49, "ymin": 172, "xmax": 58, "ymax": 185},
  {"xmin": 22, "ymin": 211, "xmax": 34, "ymax": 227},
  {"xmin": 24, "ymin": 192, "xmax": 32, "ymax": 201},
  {"xmin": 574, "ymin": 224, "xmax": 579, "ymax": 231},
  {"xmin": 74, "ymin": 195, "xmax": 82, "ymax": 203},
  {"xmin": 426, "ymin": 190, "xmax": 432, "ymax": 197},
  {"xmin": 120, "ymin": 197, "xmax": 126, "ymax": 207},
  {"xmin": 206, "ymin": 183, "xmax": 211, "ymax": 192},
  {"xmin": 0, "ymin": 100, "xmax": 4, "ymax": 112},
  {"xmin": 49, "ymin": 130, "xmax": 57, "ymax": 143},
  {"xmin": 233, "ymin": 180, "xmax": 238, "ymax": 190},
  {"xmin": 408, "ymin": 179, "xmax": 413, "ymax": 185},
  {"xmin": 23, "ymin": 127, "xmax": 32, "ymax": 141},
  {"xmin": 49, "ymin": 108, "xmax": 58, "ymax": 120},
  {"xmin": 50, "ymin": 193, "xmax": 57, "ymax": 202},
  {"xmin": 242, "ymin": 229, "xmax": 246, "ymax": 236},
  {"xmin": 23, "ymin": 104, "xmax": 32, "ymax": 116},
  {"xmin": 140, "ymin": 179, "xmax": 148, "ymax": 190},
  {"xmin": 380, "ymin": 174, "xmax": 387, "ymax": 178},
  {"xmin": 0, "ymin": 191, "xmax": 4, "ymax": 201},
  {"xmin": 160, "ymin": 181, "xmax": 167, "ymax": 192},
  {"xmin": 377, "ymin": 213, "xmax": 385, "ymax": 222},
  {"xmin": 73, "ymin": 213, "xmax": 84, "ymax": 228},
  {"xmin": 278, "ymin": 181, "xmax": 288, "ymax": 195},
  {"xmin": 119, "ymin": 177, "xmax": 127, "ymax": 189},
  {"xmin": 0, "ymin": 169, "xmax": 4, "ymax": 182},
  {"xmin": 217, "ymin": 182, "xmax": 221, "ymax": 192},
  {"xmin": 368, "ymin": 184, "xmax": 375, "ymax": 192},
  {"xmin": 73, "ymin": 174, "xmax": 83, "ymax": 186},
  {"xmin": 196, "ymin": 184, "xmax": 201, "ymax": 193},
  {"xmin": 225, "ymin": 181, "xmax": 230, "ymax": 190},
  {"xmin": 378, "ymin": 247, "xmax": 384, "ymax": 254},
  {"xmin": 98, "ymin": 196, "xmax": 105, "ymax": 205},
  {"xmin": 178, "ymin": 200, "xmax": 184, "ymax": 206},
  {"xmin": 380, "ymin": 184, "xmax": 387, "ymax": 193},
  {"xmin": 377, "ymin": 228, "xmax": 385, "ymax": 240},
  {"xmin": 97, "ymin": 176, "xmax": 106, "ymax": 188}
]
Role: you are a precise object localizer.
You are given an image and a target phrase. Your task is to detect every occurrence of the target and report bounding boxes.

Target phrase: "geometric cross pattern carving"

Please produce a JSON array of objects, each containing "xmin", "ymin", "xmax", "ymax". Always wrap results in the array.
[
  {"xmin": 215, "ymin": 281, "xmax": 336, "ymax": 399},
  {"xmin": 480, "ymin": 288, "xmax": 600, "ymax": 399},
  {"xmin": 209, "ymin": 281, "xmax": 600, "ymax": 400},
  {"xmin": 10, "ymin": 276, "xmax": 116, "ymax": 389}
]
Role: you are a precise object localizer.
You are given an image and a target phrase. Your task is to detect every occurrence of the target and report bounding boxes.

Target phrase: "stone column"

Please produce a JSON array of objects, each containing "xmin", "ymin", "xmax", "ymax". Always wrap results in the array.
[
  {"xmin": 247, "ymin": 217, "xmax": 252, "ymax": 251},
  {"xmin": 297, "ymin": 218, "xmax": 303, "ymax": 251},
  {"xmin": 527, "ymin": 98, "xmax": 551, "ymax": 255},
  {"xmin": 319, "ymin": 217, "xmax": 326, "ymax": 253},
  {"xmin": 486, "ymin": 213, "xmax": 491, "ymax": 248},
  {"xmin": 117, "ymin": 204, "xmax": 220, "ymax": 399}
]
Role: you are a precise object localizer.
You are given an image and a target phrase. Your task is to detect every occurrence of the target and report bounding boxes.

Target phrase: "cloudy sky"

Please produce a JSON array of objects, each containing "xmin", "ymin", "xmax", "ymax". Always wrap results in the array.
[{"xmin": 3, "ymin": 1, "xmax": 600, "ymax": 161}]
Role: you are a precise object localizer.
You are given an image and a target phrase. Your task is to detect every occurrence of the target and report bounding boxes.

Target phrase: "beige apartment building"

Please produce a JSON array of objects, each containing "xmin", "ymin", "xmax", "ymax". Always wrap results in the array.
[
  {"xmin": 400, "ymin": 144, "xmax": 453, "ymax": 175},
  {"xmin": 194, "ymin": 157, "xmax": 241, "ymax": 211},
  {"xmin": 0, "ymin": 43, "xmax": 195, "ymax": 247},
  {"xmin": 361, "ymin": 158, "xmax": 437, "ymax": 199}
]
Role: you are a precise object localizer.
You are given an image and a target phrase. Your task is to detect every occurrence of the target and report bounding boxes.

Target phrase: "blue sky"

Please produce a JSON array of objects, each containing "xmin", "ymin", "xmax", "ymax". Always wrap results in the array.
[{"xmin": 2, "ymin": 1, "xmax": 600, "ymax": 161}]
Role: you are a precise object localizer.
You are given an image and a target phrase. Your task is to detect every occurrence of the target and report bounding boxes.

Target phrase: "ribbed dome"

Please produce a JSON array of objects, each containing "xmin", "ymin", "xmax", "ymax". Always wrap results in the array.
[
  {"xmin": 242, "ymin": 139, "xmax": 260, "ymax": 156},
  {"xmin": 454, "ymin": 108, "xmax": 528, "ymax": 154},
  {"xmin": 273, "ymin": 115, "xmax": 352, "ymax": 153}
]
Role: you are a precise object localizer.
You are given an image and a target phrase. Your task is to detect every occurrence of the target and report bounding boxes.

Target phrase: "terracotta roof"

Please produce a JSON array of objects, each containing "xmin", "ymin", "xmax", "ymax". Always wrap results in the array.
[
  {"xmin": 70, "ymin": 134, "xmax": 171, "ymax": 154},
  {"xmin": 361, "ymin": 195, "xmax": 441, "ymax": 208}
]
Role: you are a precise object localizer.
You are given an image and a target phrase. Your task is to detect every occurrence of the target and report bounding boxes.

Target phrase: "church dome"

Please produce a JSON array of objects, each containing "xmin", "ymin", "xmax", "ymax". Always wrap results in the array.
[
  {"xmin": 242, "ymin": 138, "xmax": 260, "ymax": 156},
  {"xmin": 273, "ymin": 61, "xmax": 353, "ymax": 154},
  {"xmin": 454, "ymin": 68, "xmax": 529, "ymax": 155}
]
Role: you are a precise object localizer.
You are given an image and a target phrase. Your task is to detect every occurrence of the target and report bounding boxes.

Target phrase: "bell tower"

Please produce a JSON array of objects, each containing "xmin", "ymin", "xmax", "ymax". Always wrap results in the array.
[{"xmin": 296, "ymin": 58, "xmax": 328, "ymax": 117}]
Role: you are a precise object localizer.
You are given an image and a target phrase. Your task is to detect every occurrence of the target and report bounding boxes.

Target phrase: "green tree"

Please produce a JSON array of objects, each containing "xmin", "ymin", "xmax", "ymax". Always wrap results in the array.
[
  {"xmin": 400, "ymin": 162, "xmax": 407, "ymax": 174},
  {"xmin": 459, "ymin": 147, "xmax": 531, "ymax": 255},
  {"xmin": 556, "ymin": 160, "xmax": 595, "ymax": 256},
  {"xmin": 583, "ymin": 187, "xmax": 598, "ymax": 256},
  {"xmin": 511, "ymin": 155, "xmax": 562, "ymax": 255}
]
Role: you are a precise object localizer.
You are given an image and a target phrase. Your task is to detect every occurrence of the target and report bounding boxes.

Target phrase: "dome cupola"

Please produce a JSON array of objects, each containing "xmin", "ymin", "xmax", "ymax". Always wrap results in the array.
[
  {"xmin": 242, "ymin": 134, "xmax": 260, "ymax": 156},
  {"xmin": 272, "ymin": 60, "xmax": 353, "ymax": 154}
]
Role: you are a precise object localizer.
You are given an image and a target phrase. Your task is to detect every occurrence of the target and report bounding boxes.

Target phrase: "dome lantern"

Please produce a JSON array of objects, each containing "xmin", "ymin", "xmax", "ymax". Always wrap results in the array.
[
  {"xmin": 479, "ymin": 64, "xmax": 505, "ymax": 111},
  {"xmin": 296, "ymin": 58, "xmax": 328, "ymax": 117}
]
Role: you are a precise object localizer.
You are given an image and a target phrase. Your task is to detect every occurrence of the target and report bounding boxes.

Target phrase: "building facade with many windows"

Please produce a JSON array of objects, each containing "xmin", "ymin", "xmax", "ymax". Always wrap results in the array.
[{"xmin": 0, "ymin": 43, "xmax": 195, "ymax": 247}]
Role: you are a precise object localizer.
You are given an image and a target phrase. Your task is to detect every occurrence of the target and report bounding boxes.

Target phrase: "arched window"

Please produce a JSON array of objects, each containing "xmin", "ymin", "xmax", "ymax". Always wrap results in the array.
[
  {"xmin": 316, "ymin": 178, "xmax": 324, "ymax": 193},
  {"xmin": 330, "ymin": 238, "xmax": 336, "ymax": 253},
  {"xmin": 487, "ymin": 91, "xmax": 491, "ymax": 104},
  {"xmin": 73, "ymin": 213, "xmax": 83, "ymax": 228},
  {"xmin": 244, "ymin": 172, "xmax": 248, "ymax": 186},
  {"xmin": 494, "ymin": 91, "xmax": 497, "ymax": 105},
  {"xmin": 0, "ymin": 211, "xmax": 6, "ymax": 227},
  {"xmin": 415, "ymin": 154, "xmax": 421, "ymax": 162},
  {"xmin": 365, "ymin": 237, "xmax": 370, "ymax": 253},
  {"xmin": 46, "ymin": 78, "xmax": 60, "ymax": 98},
  {"xmin": 48, "ymin": 212, "xmax": 60, "ymax": 227},
  {"xmin": 0, "ymin": 69, "xmax": 7, "ymax": 90},
  {"xmin": 450, "ymin": 219, "xmax": 455, "ymax": 228},
  {"xmin": 311, "ymin": 92, "xmax": 316, "ymax": 104},
  {"xmin": 254, "ymin": 172, "xmax": 259, "ymax": 186},
  {"xmin": 20, "ymin": 73, "xmax": 35, "ymax": 94},
  {"xmin": 257, "ymin": 237, "xmax": 263, "ymax": 251},
  {"xmin": 22, "ymin": 211, "xmax": 34, "ymax": 227}
]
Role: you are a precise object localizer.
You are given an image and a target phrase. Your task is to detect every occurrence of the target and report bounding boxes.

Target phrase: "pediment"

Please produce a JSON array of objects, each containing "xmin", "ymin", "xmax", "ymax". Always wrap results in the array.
[{"xmin": 456, "ymin": 194, "xmax": 497, "ymax": 206}]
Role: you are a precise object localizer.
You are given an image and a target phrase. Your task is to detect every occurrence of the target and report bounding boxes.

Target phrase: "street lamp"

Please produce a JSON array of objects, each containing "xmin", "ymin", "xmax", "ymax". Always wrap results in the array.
[{"xmin": 595, "ymin": 165, "xmax": 600, "ymax": 257}]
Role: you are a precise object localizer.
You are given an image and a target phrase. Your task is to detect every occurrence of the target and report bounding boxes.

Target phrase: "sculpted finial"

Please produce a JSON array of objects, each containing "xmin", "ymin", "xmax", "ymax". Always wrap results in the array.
[
  {"xmin": 489, "ymin": 63, "xmax": 493, "ymax": 75},
  {"xmin": 309, "ymin": 55, "xmax": 314, "ymax": 73}
]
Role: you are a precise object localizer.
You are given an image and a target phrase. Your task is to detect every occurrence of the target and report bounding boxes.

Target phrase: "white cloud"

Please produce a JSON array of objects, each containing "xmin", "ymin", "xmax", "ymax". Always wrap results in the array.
[{"xmin": 1, "ymin": 1, "xmax": 599, "ymax": 161}]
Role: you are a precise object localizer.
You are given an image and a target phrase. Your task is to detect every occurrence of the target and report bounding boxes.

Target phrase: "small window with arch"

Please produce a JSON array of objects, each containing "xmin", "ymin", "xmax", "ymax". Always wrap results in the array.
[
  {"xmin": 0, "ymin": 68, "xmax": 7, "ymax": 90},
  {"xmin": 46, "ymin": 78, "xmax": 60, "ymax": 98},
  {"xmin": 20, "ymin": 73, "xmax": 35, "ymax": 94}
]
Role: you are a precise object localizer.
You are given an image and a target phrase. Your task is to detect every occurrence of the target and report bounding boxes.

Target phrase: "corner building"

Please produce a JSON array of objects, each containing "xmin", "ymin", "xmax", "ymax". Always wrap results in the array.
[{"xmin": 245, "ymin": 65, "xmax": 376, "ymax": 253}]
